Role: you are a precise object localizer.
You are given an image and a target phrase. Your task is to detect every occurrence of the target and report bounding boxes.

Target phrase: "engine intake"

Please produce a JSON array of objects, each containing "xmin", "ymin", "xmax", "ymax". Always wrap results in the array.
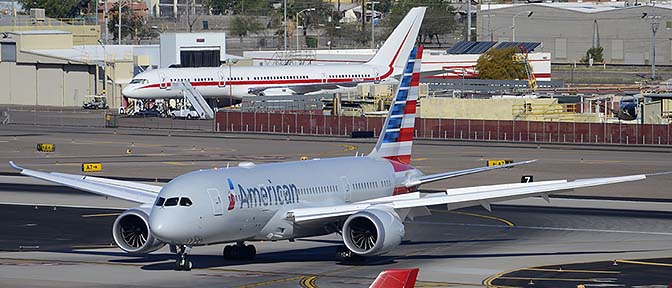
[
  {"xmin": 112, "ymin": 208, "xmax": 165, "ymax": 254},
  {"xmin": 342, "ymin": 208, "xmax": 405, "ymax": 256}
]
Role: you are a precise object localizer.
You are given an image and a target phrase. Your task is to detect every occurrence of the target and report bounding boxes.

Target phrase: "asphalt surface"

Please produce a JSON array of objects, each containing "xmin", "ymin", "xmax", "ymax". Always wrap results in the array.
[{"xmin": 1, "ymin": 124, "xmax": 672, "ymax": 287}]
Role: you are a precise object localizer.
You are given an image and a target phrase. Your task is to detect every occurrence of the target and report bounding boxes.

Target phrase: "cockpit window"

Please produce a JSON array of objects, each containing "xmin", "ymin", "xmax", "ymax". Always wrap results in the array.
[
  {"xmin": 179, "ymin": 198, "xmax": 193, "ymax": 207},
  {"xmin": 155, "ymin": 197, "xmax": 166, "ymax": 206},
  {"xmin": 164, "ymin": 197, "xmax": 179, "ymax": 206},
  {"xmin": 129, "ymin": 78, "xmax": 149, "ymax": 84}
]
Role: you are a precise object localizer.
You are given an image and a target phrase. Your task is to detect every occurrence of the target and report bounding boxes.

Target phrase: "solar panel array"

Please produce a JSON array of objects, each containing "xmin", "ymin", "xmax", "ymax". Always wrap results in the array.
[
  {"xmin": 447, "ymin": 41, "xmax": 497, "ymax": 54},
  {"xmin": 447, "ymin": 41, "xmax": 541, "ymax": 54},
  {"xmin": 495, "ymin": 42, "xmax": 541, "ymax": 51}
]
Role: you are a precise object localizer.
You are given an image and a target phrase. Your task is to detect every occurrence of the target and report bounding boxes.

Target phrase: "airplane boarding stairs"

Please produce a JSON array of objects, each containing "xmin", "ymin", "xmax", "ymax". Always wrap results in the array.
[{"xmin": 172, "ymin": 81, "xmax": 215, "ymax": 119}]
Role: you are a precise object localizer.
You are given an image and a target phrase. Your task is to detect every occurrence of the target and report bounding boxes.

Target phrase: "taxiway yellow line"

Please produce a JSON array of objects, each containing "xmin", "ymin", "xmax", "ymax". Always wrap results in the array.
[
  {"xmin": 523, "ymin": 268, "xmax": 619, "ymax": 274},
  {"xmin": 162, "ymin": 161, "xmax": 190, "ymax": 166},
  {"xmin": 235, "ymin": 275, "xmax": 304, "ymax": 288},
  {"xmin": 433, "ymin": 210, "xmax": 515, "ymax": 227},
  {"xmin": 299, "ymin": 275, "xmax": 318, "ymax": 288},
  {"xmin": 81, "ymin": 213, "xmax": 120, "ymax": 218},
  {"xmin": 615, "ymin": 259, "xmax": 672, "ymax": 267},
  {"xmin": 496, "ymin": 276, "xmax": 602, "ymax": 282}
]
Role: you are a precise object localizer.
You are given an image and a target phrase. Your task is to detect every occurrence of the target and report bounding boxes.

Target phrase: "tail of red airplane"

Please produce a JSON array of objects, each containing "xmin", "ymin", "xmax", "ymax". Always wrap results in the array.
[
  {"xmin": 366, "ymin": 7, "xmax": 425, "ymax": 77},
  {"xmin": 368, "ymin": 268, "xmax": 419, "ymax": 288}
]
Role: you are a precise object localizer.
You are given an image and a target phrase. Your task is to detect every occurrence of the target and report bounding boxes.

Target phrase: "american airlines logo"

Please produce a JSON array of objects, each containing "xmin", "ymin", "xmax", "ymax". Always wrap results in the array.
[{"xmin": 229, "ymin": 179, "xmax": 299, "ymax": 209}]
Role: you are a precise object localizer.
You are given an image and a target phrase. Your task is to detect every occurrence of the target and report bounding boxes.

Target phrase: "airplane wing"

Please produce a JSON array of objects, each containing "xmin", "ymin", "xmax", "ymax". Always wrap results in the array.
[
  {"xmin": 287, "ymin": 174, "xmax": 646, "ymax": 223},
  {"xmin": 9, "ymin": 161, "xmax": 160, "ymax": 204},
  {"xmin": 403, "ymin": 160, "xmax": 537, "ymax": 187},
  {"xmin": 247, "ymin": 80, "xmax": 375, "ymax": 96}
]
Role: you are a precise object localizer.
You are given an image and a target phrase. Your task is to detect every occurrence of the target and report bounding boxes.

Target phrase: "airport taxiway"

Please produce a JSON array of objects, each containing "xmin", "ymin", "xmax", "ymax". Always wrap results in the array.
[{"xmin": 1, "ymin": 125, "xmax": 672, "ymax": 287}]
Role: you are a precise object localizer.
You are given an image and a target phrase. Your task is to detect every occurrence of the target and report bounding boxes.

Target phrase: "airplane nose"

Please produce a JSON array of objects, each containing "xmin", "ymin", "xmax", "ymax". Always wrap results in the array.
[
  {"xmin": 149, "ymin": 211, "xmax": 190, "ymax": 243},
  {"xmin": 121, "ymin": 85, "xmax": 136, "ymax": 98}
]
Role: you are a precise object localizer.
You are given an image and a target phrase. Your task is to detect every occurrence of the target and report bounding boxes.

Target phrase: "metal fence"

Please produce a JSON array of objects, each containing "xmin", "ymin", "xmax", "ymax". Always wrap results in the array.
[{"xmin": 216, "ymin": 111, "xmax": 672, "ymax": 145}]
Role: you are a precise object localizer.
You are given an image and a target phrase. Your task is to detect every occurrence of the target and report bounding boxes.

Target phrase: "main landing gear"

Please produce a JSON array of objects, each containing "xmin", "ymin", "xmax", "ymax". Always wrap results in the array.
[
  {"xmin": 336, "ymin": 245, "xmax": 365, "ymax": 262},
  {"xmin": 223, "ymin": 242, "xmax": 256, "ymax": 260},
  {"xmin": 174, "ymin": 245, "xmax": 193, "ymax": 271}
]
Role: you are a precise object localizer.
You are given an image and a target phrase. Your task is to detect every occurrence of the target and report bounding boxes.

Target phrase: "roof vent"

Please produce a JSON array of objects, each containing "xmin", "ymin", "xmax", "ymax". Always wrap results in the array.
[{"xmin": 238, "ymin": 162, "xmax": 256, "ymax": 168}]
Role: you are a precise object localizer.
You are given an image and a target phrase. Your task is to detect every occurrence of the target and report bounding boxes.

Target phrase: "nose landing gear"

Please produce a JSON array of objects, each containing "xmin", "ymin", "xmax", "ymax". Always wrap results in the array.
[
  {"xmin": 174, "ymin": 245, "xmax": 193, "ymax": 271},
  {"xmin": 223, "ymin": 242, "xmax": 256, "ymax": 260}
]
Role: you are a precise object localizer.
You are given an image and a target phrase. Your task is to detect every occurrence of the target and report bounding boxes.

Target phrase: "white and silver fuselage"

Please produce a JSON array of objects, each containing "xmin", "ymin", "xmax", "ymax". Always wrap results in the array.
[{"xmin": 149, "ymin": 156, "xmax": 420, "ymax": 245}]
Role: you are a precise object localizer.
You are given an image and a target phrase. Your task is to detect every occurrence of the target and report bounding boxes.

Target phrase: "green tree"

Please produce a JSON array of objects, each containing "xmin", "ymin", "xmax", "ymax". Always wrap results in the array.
[
  {"xmin": 107, "ymin": 3, "xmax": 146, "ymax": 42},
  {"xmin": 205, "ymin": 0, "xmax": 271, "ymax": 15},
  {"xmin": 230, "ymin": 15, "xmax": 262, "ymax": 42},
  {"xmin": 475, "ymin": 47, "xmax": 527, "ymax": 80},
  {"xmin": 19, "ymin": 0, "xmax": 86, "ymax": 18},
  {"xmin": 581, "ymin": 46, "xmax": 604, "ymax": 63},
  {"xmin": 382, "ymin": 0, "xmax": 456, "ymax": 45}
]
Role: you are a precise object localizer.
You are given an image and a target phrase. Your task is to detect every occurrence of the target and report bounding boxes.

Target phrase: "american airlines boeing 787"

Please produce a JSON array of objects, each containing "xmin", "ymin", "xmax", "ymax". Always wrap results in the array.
[{"xmin": 11, "ymin": 46, "xmax": 648, "ymax": 271}]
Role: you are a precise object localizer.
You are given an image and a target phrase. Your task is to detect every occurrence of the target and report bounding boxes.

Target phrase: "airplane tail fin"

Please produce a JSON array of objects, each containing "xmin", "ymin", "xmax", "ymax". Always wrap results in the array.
[
  {"xmin": 365, "ymin": 7, "xmax": 425, "ymax": 77},
  {"xmin": 368, "ymin": 46, "xmax": 423, "ymax": 165},
  {"xmin": 368, "ymin": 268, "xmax": 419, "ymax": 288}
]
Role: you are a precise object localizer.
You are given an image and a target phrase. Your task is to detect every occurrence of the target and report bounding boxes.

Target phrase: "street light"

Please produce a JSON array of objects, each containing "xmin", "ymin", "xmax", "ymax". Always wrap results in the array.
[
  {"xmin": 283, "ymin": 0, "xmax": 287, "ymax": 50},
  {"xmin": 368, "ymin": 1, "xmax": 379, "ymax": 49},
  {"xmin": 511, "ymin": 10, "xmax": 533, "ymax": 42},
  {"xmin": 224, "ymin": 58, "xmax": 238, "ymax": 107},
  {"xmin": 118, "ymin": 0, "xmax": 133, "ymax": 45},
  {"xmin": 296, "ymin": 8, "xmax": 315, "ymax": 50}
]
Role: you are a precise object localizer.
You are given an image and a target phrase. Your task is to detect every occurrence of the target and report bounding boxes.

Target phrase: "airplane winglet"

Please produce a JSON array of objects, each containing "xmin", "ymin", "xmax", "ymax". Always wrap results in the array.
[
  {"xmin": 8, "ymin": 161, "xmax": 22, "ymax": 171},
  {"xmin": 369, "ymin": 268, "xmax": 419, "ymax": 288},
  {"xmin": 646, "ymin": 171, "xmax": 672, "ymax": 177}
]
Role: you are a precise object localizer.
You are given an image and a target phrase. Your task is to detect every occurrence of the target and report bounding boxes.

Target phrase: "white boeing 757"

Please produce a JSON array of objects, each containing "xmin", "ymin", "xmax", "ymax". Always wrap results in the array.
[
  {"xmin": 122, "ymin": 7, "xmax": 426, "ymax": 100},
  {"xmin": 11, "ymin": 46, "xmax": 648, "ymax": 271}
]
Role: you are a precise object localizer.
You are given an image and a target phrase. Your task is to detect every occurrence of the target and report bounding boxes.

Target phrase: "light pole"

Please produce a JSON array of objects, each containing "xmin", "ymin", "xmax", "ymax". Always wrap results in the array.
[
  {"xmin": 118, "ymin": 0, "xmax": 132, "ymax": 45},
  {"xmin": 368, "ymin": 1, "xmax": 379, "ymax": 49},
  {"xmin": 296, "ymin": 8, "xmax": 315, "ymax": 50},
  {"xmin": 643, "ymin": 4, "xmax": 662, "ymax": 79},
  {"xmin": 224, "ymin": 58, "xmax": 238, "ymax": 107},
  {"xmin": 283, "ymin": 0, "xmax": 287, "ymax": 51},
  {"xmin": 511, "ymin": 10, "xmax": 533, "ymax": 42}
]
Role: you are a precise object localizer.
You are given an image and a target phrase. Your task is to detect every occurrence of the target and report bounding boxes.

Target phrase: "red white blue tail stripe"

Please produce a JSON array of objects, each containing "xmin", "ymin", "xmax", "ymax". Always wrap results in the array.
[{"xmin": 369, "ymin": 46, "xmax": 423, "ymax": 165}]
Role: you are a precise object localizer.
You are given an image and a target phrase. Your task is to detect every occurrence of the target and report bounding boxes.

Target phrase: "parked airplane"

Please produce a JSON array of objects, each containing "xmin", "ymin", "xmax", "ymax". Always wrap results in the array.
[
  {"xmin": 121, "ymin": 7, "xmax": 426, "ymax": 100},
  {"xmin": 11, "ymin": 47, "xmax": 648, "ymax": 271}
]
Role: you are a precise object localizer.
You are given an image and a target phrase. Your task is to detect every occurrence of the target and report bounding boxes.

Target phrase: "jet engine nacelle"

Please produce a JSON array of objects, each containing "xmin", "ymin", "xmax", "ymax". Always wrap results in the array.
[
  {"xmin": 342, "ymin": 208, "xmax": 405, "ymax": 256},
  {"xmin": 256, "ymin": 88, "xmax": 294, "ymax": 97},
  {"xmin": 112, "ymin": 208, "xmax": 165, "ymax": 254}
]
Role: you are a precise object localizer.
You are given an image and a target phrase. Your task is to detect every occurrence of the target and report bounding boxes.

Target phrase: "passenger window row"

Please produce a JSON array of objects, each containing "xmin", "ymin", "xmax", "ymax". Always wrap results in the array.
[
  {"xmin": 354, "ymin": 180, "xmax": 379, "ymax": 191},
  {"xmin": 298, "ymin": 184, "xmax": 338, "ymax": 195},
  {"xmin": 328, "ymin": 74, "xmax": 371, "ymax": 79},
  {"xmin": 253, "ymin": 75, "xmax": 309, "ymax": 81},
  {"xmin": 155, "ymin": 197, "xmax": 193, "ymax": 207}
]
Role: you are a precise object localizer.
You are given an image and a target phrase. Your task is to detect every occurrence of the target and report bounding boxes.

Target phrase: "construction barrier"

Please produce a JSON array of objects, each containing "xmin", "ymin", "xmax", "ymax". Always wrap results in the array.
[{"xmin": 215, "ymin": 111, "xmax": 672, "ymax": 146}]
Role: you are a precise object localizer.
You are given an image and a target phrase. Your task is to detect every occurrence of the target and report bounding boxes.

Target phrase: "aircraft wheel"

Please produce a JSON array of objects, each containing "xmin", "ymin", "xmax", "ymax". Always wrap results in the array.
[{"xmin": 245, "ymin": 245, "xmax": 256, "ymax": 260}]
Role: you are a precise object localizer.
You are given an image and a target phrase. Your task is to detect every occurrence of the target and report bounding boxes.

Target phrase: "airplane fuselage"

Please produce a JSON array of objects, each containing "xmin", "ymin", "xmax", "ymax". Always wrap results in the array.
[
  {"xmin": 122, "ymin": 63, "xmax": 394, "ymax": 100},
  {"xmin": 149, "ymin": 156, "xmax": 421, "ymax": 246}
]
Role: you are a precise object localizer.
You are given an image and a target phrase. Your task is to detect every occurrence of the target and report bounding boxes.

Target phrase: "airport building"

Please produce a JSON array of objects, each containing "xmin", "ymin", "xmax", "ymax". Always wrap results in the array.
[{"xmin": 477, "ymin": 2, "xmax": 672, "ymax": 64}]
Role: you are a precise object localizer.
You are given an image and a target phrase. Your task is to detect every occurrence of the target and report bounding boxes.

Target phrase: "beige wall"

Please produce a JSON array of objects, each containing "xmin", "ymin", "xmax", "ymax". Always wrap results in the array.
[
  {"xmin": 37, "ymin": 65, "xmax": 64, "ymax": 106},
  {"xmin": 19, "ymin": 34, "xmax": 73, "ymax": 50},
  {"xmin": 2, "ymin": 25, "xmax": 100, "ymax": 45},
  {"xmin": 13, "ymin": 63, "xmax": 37, "ymax": 105},
  {"xmin": 0, "ymin": 62, "xmax": 94, "ymax": 107},
  {"xmin": 420, "ymin": 98, "xmax": 557, "ymax": 120}
]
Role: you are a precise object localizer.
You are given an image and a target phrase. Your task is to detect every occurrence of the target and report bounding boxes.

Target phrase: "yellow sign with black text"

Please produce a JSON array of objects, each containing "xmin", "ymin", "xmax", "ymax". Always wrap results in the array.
[
  {"xmin": 486, "ymin": 159, "xmax": 513, "ymax": 167},
  {"xmin": 36, "ymin": 143, "xmax": 55, "ymax": 152},
  {"xmin": 82, "ymin": 163, "xmax": 103, "ymax": 172}
]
